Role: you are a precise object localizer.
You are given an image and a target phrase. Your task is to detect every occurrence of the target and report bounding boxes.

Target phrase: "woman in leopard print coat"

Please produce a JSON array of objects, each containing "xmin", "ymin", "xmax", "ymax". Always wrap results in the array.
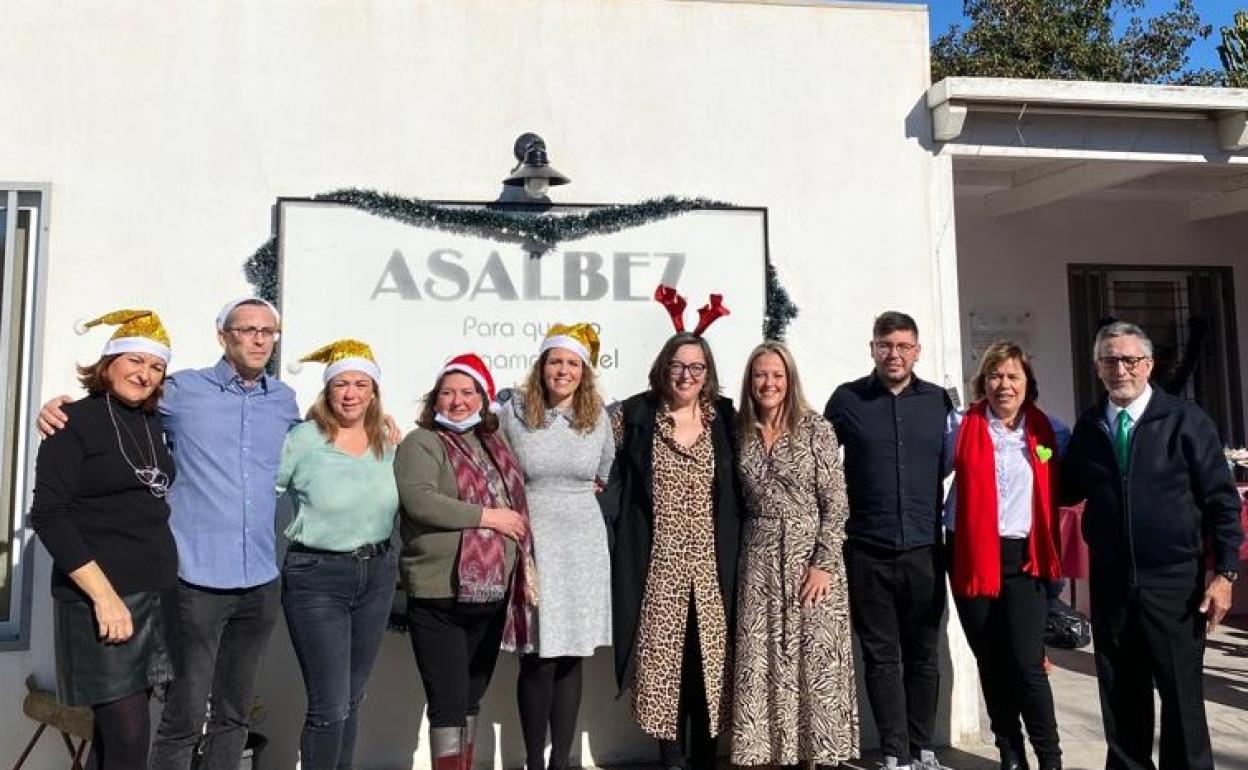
[{"xmin": 603, "ymin": 332, "xmax": 744, "ymax": 770}]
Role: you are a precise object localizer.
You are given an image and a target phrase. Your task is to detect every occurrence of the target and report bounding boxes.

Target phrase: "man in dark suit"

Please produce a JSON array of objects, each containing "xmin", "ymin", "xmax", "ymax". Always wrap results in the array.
[{"xmin": 1063, "ymin": 321, "xmax": 1243, "ymax": 770}]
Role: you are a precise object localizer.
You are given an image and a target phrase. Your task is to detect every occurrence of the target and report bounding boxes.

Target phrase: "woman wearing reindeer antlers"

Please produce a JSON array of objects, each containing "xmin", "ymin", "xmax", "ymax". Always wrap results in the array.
[{"xmin": 602, "ymin": 285, "xmax": 743, "ymax": 770}]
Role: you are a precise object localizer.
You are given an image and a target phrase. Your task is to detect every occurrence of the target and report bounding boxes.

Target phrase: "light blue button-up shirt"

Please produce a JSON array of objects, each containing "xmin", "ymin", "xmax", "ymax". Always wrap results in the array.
[{"xmin": 161, "ymin": 358, "xmax": 301, "ymax": 589}]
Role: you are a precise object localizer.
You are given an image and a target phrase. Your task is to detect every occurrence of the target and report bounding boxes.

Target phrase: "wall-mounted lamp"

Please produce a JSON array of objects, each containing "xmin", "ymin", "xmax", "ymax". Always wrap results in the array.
[{"xmin": 503, "ymin": 132, "xmax": 570, "ymax": 199}]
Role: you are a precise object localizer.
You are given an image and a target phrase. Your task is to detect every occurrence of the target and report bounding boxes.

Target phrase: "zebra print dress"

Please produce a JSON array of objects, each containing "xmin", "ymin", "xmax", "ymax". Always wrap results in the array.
[{"xmin": 730, "ymin": 411, "xmax": 859, "ymax": 765}]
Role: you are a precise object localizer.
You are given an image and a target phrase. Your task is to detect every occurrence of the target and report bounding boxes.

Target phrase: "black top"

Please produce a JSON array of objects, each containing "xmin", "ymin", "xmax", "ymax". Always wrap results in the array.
[
  {"xmin": 1062, "ymin": 388, "xmax": 1243, "ymax": 587},
  {"xmin": 30, "ymin": 393, "xmax": 178, "ymax": 602},
  {"xmin": 602, "ymin": 392, "xmax": 743, "ymax": 692},
  {"xmin": 824, "ymin": 373, "xmax": 953, "ymax": 551}
]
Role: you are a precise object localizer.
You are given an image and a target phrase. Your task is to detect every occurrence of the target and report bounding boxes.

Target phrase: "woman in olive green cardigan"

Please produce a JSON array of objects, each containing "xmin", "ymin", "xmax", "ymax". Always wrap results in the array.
[{"xmin": 395, "ymin": 353, "xmax": 535, "ymax": 770}]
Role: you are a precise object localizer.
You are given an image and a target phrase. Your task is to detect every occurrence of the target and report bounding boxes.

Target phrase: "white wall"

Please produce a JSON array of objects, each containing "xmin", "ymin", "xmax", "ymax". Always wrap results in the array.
[{"xmin": 0, "ymin": 1, "xmax": 946, "ymax": 767}]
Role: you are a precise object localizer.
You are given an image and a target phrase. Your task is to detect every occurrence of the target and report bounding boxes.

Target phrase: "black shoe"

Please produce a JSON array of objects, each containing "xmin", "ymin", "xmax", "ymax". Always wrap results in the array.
[
  {"xmin": 996, "ymin": 737, "xmax": 1029, "ymax": 770},
  {"xmin": 658, "ymin": 739, "xmax": 686, "ymax": 770}
]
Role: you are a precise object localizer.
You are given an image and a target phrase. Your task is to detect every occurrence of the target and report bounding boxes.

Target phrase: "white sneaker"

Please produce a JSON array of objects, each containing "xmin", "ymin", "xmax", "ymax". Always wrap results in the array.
[
  {"xmin": 883, "ymin": 757, "xmax": 912, "ymax": 770},
  {"xmin": 913, "ymin": 749, "xmax": 944, "ymax": 770}
]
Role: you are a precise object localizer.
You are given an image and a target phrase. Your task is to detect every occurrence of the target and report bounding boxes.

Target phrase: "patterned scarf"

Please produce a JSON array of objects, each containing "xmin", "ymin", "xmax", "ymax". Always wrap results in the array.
[
  {"xmin": 435, "ymin": 427, "xmax": 539, "ymax": 653},
  {"xmin": 951, "ymin": 400, "xmax": 1061, "ymax": 598}
]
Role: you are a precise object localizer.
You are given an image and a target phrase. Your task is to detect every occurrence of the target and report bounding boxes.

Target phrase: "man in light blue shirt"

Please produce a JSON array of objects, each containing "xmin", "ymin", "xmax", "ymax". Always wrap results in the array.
[
  {"xmin": 40, "ymin": 297, "xmax": 299, "ymax": 770},
  {"xmin": 153, "ymin": 299, "xmax": 299, "ymax": 770}
]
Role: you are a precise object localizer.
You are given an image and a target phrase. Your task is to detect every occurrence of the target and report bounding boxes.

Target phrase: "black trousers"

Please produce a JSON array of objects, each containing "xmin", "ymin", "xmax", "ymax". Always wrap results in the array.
[
  {"xmin": 656, "ymin": 601, "xmax": 716, "ymax": 770},
  {"xmin": 407, "ymin": 597, "xmax": 507, "ymax": 728},
  {"xmin": 952, "ymin": 538, "xmax": 1060, "ymax": 766},
  {"xmin": 845, "ymin": 541, "xmax": 945, "ymax": 761},
  {"xmin": 1091, "ymin": 568, "xmax": 1213, "ymax": 770}
]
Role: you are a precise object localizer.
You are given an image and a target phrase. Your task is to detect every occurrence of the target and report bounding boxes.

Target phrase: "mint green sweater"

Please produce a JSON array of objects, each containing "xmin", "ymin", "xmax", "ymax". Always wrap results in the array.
[{"xmin": 277, "ymin": 421, "xmax": 398, "ymax": 551}]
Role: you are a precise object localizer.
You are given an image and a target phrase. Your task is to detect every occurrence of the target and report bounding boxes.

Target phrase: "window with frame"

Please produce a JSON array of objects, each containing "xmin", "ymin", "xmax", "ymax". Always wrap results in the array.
[
  {"xmin": 1068, "ymin": 264, "xmax": 1243, "ymax": 446},
  {"xmin": 0, "ymin": 185, "xmax": 48, "ymax": 646}
]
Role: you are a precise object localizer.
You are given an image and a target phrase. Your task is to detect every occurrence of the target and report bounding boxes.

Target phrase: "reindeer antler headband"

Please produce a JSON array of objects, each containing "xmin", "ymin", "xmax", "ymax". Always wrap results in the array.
[{"xmin": 654, "ymin": 284, "xmax": 730, "ymax": 337}]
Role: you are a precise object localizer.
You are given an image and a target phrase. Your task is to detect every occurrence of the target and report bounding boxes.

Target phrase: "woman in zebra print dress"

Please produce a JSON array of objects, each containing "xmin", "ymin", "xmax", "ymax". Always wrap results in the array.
[{"xmin": 730, "ymin": 341, "xmax": 859, "ymax": 767}]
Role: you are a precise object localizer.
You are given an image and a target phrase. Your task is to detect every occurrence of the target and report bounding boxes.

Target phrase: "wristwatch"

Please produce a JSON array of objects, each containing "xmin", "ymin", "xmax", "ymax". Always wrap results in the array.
[{"xmin": 1217, "ymin": 569, "xmax": 1239, "ymax": 583}]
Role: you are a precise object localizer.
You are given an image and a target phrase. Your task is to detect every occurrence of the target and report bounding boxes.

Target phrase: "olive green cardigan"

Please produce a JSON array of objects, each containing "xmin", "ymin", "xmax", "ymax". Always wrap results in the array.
[{"xmin": 394, "ymin": 427, "xmax": 517, "ymax": 598}]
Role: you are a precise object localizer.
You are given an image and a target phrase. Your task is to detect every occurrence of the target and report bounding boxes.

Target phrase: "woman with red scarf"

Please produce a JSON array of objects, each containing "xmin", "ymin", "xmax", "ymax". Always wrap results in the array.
[
  {"xmin": 944, "ymin": 341, "xmax": 1066, "ymax": 770},
  {"xmin": 394, "ymin": 354, "xmax": 538, "ymax": 770}
]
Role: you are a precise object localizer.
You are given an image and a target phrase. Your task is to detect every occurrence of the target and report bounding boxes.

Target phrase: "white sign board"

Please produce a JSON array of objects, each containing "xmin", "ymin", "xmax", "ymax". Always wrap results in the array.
[{"xmin": 277, "ymin": 200, "xmax": 768, "ymax": 420}]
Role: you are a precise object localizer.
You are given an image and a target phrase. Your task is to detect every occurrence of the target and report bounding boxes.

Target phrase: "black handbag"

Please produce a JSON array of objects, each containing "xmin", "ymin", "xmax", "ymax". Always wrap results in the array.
[{"xmin": 1044, "ymin": 602, "xmax": 1092, "ymax": 649}]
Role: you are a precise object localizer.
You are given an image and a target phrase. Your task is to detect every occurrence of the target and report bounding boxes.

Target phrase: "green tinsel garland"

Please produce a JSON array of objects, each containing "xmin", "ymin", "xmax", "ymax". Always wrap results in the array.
[
  {"xmin": 764, "ymin": 262, "xmax": 799, "ymax": 341},
  {"xmin": 243, "ymin": 188, "xmax": 798, "ymax": 339}
]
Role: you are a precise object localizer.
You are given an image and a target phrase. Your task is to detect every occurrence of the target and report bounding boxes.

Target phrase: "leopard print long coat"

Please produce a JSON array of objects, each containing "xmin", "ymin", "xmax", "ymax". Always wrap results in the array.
[
  {"xmin": 730, "ymin": 411, "xmax": 858, "ymax": 765},
  {"xmin": 628, "ymin": 402, "xmax": 731, "ymax": 739}
]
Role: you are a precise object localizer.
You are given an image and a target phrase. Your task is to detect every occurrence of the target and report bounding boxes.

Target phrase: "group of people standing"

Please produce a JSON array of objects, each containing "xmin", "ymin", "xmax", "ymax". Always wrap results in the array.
[{"xmin": 28, "ymin": 287, "xmax": 1242, "ymax": 770}]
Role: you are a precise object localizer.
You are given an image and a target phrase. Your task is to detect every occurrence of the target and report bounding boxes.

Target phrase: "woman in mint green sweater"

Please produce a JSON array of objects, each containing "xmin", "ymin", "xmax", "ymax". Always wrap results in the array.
[{"xmin": 277, "ymin": 340, "xmax": 398, "ymax": 770}]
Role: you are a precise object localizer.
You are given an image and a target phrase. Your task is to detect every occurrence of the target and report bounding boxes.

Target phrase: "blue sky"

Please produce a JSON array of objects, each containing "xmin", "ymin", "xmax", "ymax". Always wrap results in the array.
[{"xmin": 893, "ymin": 0, "xmax": 1243, "ymax": 71}]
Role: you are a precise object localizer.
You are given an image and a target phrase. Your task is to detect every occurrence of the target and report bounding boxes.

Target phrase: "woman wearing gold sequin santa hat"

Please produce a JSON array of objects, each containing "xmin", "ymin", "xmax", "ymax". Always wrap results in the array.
[
  {"xmin": 497, "ymin": 323, "xmax": 615, "ymax": 770},
  {"xmin": 30, "ymin": 309, "xmax": 179, "ymax": 770},
  {"xmin": 394, "ymin": 353, "xmax": 537, "ymax": 770},
  {"xmin": 277, "ymin": 338, "xmax": 398, "ymax": 770}
]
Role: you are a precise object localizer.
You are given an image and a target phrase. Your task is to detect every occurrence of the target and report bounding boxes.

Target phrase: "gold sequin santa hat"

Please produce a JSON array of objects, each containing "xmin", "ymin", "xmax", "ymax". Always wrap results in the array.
[
  {"xmin": 75, "ymin": 309, "xmax": 172, "ymax": 363},
  {"xmin": 539, "ymin": 322, "xmax": 601, "ymax": 366},
  {"xmin": 291, "ymin": 338, "xmax": 381, "ymax": 383}
]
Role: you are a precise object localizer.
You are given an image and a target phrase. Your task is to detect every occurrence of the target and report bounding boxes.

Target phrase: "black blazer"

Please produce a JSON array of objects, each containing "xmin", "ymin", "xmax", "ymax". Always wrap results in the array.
[
  {"xmin": 602, "ymin": 392, "xmax": 743, "ymax": 692},
  {"xmin": 1062, "ymin": 388, "xmax": 1243, "ymax": 586}
]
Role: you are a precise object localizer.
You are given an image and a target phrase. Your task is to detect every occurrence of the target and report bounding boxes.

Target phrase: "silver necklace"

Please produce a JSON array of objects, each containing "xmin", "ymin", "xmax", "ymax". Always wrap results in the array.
[{"xmin": 106, "ymin": 393, "xmax": 170, "ymax": 498}]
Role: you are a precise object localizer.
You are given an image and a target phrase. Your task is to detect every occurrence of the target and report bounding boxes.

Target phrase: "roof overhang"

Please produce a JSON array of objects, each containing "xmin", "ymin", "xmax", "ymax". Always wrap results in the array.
[{"xmin": 928, "ymin": 77, "xmax": 1248, "ymax": 151}]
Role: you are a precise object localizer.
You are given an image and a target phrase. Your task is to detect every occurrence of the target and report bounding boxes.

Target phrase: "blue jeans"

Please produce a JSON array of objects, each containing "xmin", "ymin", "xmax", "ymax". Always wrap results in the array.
[{"xmin": 282, "ymin": 545, "xmax": 398, "ymax": 770}]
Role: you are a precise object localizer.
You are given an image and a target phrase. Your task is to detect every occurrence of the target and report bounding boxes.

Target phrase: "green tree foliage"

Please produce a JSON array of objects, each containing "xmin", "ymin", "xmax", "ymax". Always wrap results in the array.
[
  {"xmin": 932, "ymin": 0, "xmax": 1212, "ymax": 84},
  {"xmin": 1218, "ymin": 10, "xmax": 1248, "ymax": 88}
]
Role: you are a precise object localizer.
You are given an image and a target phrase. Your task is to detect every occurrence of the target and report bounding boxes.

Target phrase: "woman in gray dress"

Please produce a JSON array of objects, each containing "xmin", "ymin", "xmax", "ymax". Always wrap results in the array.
[{"xmin": 500, "ymin": 323, "xmax": 615, "ymax": 770}]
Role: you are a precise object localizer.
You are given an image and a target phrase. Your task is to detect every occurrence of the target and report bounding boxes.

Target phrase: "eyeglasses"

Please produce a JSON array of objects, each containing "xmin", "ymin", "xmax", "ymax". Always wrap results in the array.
[
  {"xmin": 667, "ymin": 361, "xmax": 708, "ymax": 379},
  {"xmin": 872, "ymin": 342, "xmax": 917, "ymax": 355},
  {"xmin": 1097, "ymin": 355, "xmax": 1151, "ymax": 372},
  {"xmin": 226, "ymin": 326, "xmax": 281, "ymax": 341}
]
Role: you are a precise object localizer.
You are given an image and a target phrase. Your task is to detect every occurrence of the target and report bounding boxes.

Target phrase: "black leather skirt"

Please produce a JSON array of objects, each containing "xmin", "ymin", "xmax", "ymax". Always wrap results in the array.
[{"xmin": 53, "ymin": 588, "xmax": 179, "ymax": 707}]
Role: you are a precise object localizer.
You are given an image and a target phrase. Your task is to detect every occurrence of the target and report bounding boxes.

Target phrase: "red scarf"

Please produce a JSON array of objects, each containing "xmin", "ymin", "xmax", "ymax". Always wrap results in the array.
[
  {"xmin": 951, "ymin": 400, "xmax": 1061, "ymax": 598},
  {"xmin": 436, "ymin": 428, "xmax": 539, "ymax": 653}
]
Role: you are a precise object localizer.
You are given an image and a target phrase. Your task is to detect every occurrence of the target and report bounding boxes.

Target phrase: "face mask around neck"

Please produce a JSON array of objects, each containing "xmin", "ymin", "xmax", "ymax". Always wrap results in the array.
[{"xmin": 435, "ymin": 411, "xmax": 483, "ymax": 433}]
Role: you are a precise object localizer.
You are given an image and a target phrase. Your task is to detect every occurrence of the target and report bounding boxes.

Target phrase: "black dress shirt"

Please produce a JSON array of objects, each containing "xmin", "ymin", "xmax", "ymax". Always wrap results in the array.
[{"xmin": 824, "ymin": 373, "xmax": 952, "ymax": 551}]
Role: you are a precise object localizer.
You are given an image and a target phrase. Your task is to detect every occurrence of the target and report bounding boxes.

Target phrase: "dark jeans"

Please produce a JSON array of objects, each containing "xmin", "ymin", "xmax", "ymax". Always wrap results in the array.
[
  {"xmin": 283, "ymin": 546, "xmax": 398, "ymax": 770},
  {"xmin": 656, "ymin": 601, "xmax": 716, "ymax": 770},
  {"xmin": 407, "ymin": 597, "xmax": 507, "ymax": 728},
  {"xmin": 150, "ymin": 579, "xmax": 281, "ymax": 770},
  {"xmin": 952, "ymin": 538, "xmax": 1060, "ymax": 765},
  {"xmin": 1091, "ymin": 569, "xmax": 1212, "ymax": 770},
  {"xmin": 845, "ymin": 540, "xmax": 945, "ymax": 761}
]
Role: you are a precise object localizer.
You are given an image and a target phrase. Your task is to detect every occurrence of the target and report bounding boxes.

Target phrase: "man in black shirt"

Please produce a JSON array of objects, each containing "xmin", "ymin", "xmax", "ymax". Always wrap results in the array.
[{"xmin": 825, "ymin": 311, "xmax": 952, "ymax": 770}]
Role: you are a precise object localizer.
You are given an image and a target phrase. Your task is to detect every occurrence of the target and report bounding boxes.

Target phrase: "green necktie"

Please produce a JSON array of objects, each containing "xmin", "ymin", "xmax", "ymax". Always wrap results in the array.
[{"xmin": 1115, "ymin": 409, "xmax": 1133, "ymax": 473}]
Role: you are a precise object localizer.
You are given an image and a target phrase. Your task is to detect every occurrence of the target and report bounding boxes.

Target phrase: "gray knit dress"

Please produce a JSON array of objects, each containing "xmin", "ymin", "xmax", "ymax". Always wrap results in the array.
[{"xmin": 500, "ymin": 395, "xmax": 615, "ymax": 657}]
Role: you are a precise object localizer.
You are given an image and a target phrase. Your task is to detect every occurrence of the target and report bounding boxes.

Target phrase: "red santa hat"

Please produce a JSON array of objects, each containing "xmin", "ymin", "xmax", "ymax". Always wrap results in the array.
[{"xmin": 439, "ymin": 353, "xmax": 496, "ymax": 403}]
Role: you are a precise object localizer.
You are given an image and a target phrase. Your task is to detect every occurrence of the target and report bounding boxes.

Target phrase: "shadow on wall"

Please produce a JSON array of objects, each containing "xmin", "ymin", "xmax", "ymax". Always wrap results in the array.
[
  {"xmin": 251, "ymin": 628, "xmax": 646, "ymax": 769},
  {"xmin": 250, "ymin": 507, "xmax": 962, "ymax": 768},
  {"xmin": 250, "ymin": 601, "xmax": 964, "ymax": 768},
  {"xmin": 254, "ymin": 623, "xmax": 426, "ymax": 770}
]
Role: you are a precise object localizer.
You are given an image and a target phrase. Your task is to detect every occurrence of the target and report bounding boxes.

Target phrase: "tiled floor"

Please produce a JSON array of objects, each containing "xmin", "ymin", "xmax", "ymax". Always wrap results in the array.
[{"xmin": 843, "ymin": 618, "xmax": 1248, "ymax": 770}]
